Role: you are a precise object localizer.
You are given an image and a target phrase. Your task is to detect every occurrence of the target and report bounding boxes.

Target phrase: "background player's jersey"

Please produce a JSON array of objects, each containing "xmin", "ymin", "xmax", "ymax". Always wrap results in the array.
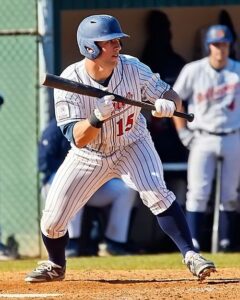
[
  {"xmin": 54, "ymin": 55, "xmax": 170, "ymax": 155},
  {"xmin": 173, "ymin": 57, "xmax": 240, "ymax": 133}
]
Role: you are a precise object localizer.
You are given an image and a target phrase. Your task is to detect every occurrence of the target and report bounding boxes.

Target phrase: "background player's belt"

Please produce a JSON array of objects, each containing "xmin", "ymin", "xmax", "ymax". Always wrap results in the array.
[{"xmin": 197, "ymin": 129, "xmax": 239, "ymax": 136}]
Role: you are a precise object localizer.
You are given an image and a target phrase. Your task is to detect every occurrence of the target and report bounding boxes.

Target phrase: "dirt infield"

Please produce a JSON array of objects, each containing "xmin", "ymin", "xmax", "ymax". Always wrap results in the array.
[{"xmin": 0, "ymin": 268, "xmax": 240, "ymax": 299}]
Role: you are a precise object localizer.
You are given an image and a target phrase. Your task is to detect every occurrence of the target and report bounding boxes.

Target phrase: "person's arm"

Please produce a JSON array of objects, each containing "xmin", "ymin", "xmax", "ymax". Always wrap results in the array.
[
  {"xmin": 173, "ymin": 105, "xmax": 194, "ymax": 149},
  {"xmin": 151, "ymin": 88, "xmax": 182, "ymax": 119},
  {"xmin": 162, "ymin": 88, "xmax": 182, "ymax": 112},
  {"xmin": 60, "ymin": 94, "xmax": 114, "ymax": 148},
  {"xmin": 61, "ymin": 118, "xmax": 103, "ymax": 148},
  {"xmin": 73, "ymin": 119, "xmax": 102, "ymax": 148},
  {"xmin": 173, "ymin": 104, "xmax": 187, "ymax": 131},
  {"xmin": 172, "ymin": 64, "xmax": 195, "ymax": 148},
  {"xmin": 139, "ymin": 61, "xmax": 181, "ymax": 114}
]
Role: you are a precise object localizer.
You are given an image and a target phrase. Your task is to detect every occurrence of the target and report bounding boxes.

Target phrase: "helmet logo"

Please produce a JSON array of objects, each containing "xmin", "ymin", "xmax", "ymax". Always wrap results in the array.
[
  {"xmin": 86, "ymin": 47, "xmax": 94, "ymax": 54},
  {"xmin": 214, "ymin": 29, "xmax": 225, "ymax": 39}
]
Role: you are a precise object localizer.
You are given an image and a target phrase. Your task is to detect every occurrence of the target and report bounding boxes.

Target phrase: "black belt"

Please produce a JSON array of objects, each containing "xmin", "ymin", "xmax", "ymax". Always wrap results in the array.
[{"xmin": 197, "ymin": 129, "xmax": 239, "ymax": 136}]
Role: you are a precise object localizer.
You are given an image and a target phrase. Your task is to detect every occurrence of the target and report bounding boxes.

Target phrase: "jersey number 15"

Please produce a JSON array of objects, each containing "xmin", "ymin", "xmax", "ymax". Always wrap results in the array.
[{"xmin": 116, "ymin": 113, "xmax": 134, "ymax": 136}]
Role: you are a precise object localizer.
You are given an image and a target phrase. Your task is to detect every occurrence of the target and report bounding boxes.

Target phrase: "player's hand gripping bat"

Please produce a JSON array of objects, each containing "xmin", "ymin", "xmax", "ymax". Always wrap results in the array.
[{"xmin": 41, "ymin": 73, "xmax": 194, "ymax": 122}]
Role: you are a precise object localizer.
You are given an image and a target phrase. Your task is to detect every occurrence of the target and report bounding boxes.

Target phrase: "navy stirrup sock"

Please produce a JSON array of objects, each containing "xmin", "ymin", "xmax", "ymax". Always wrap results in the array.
[
  {"xmin": 156, "ymin": 201, "xmax": 194, "ymax": 257},
  {"xmin": 185, "ymin": 211, "xmax": 204, "ymax": 243},
  {"xmin": 219, "ymin": 211, "xmax": 236, "ymax": 247},
  {"xmin": 42, "ymin": 232, "xmax": 69, "ymax": 267}
]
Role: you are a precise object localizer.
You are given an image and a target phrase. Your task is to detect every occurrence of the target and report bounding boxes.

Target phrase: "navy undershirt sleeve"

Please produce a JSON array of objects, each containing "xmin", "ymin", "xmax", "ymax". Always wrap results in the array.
[{"xmin": 59, "ymin": 121, "xmax": 78, "ymax": 144}]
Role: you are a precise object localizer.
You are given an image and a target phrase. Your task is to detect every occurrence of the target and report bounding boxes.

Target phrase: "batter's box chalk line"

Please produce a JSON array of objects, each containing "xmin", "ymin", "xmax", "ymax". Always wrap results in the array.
[{"xmin": 0, "ymin": 294, "xmax": 62, "ymax": 298}]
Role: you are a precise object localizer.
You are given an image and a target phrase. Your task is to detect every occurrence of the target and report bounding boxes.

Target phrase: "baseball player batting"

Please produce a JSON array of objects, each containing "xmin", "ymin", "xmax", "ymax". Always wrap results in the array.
[
  {"xmin": 174, "ymin": 24, "xmax": 240, "ymax": 253},
  {"xmin": 25, "ymin": 14, "xmax": 215, "ymax": 283}
]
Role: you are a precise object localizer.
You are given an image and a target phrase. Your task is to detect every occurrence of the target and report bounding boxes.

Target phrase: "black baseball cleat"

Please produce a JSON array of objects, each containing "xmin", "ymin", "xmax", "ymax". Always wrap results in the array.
[
  {"xmin": 25, "ymin": 261, "xmax": 65, "ymax": 283},
  {"xmin": 183, "ymin": 253, "xmax": 216, "ymax": 281}
]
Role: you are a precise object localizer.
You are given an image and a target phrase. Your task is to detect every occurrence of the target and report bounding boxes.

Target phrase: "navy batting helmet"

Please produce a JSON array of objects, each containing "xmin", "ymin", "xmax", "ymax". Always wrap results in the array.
[
  {"xmin": 77, "ymin": 15, "xmax": 129, "ymax": 60},
  {"xmin": 205, "ymin": 25, "xmax": 233, "ymax": 46}
]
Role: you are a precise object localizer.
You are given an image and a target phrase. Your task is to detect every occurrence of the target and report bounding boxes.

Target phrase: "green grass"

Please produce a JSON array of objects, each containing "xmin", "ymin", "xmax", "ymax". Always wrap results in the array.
[{"xmin": 0, "ymin": 253, "xmax": 240, "ymax": 272}]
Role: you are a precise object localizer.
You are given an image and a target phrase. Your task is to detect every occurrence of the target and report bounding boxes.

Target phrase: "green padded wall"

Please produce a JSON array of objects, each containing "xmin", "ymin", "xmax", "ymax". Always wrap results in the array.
[{"xmin": 0, "ymin": 0, "xmax": 40, "ymax": 257}]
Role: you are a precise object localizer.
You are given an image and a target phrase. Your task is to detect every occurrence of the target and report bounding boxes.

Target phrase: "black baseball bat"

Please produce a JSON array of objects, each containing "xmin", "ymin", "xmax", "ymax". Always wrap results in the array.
[{"xmin": 41, "ymin": 73, "xmax": 194, "ymax": 122}]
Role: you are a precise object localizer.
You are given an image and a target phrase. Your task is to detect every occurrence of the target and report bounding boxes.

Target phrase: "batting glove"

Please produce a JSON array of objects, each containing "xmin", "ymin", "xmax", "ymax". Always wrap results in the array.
[
  {"xmin": 94, "ymin": 95, "xmax": 114, "ymax": 121},
  {"xmin": 152, "ymin": 99, "xmax": 176, "ymax": 118},
  {"xmin": 178, "ymin": 127, "xmax": 194, "ymax": 149}
]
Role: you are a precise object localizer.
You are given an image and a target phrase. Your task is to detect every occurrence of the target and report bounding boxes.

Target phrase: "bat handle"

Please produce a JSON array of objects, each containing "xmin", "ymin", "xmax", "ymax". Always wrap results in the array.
[{"xmin": 173, "ymin": 111, "xmax": 194, "ymax": 122}]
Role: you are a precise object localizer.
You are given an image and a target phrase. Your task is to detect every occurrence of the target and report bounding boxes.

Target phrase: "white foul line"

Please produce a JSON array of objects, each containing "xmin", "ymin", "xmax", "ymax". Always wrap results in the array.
[{"xmin": 0, "ymin": 294, "xmax": 62, "ymax": 298}]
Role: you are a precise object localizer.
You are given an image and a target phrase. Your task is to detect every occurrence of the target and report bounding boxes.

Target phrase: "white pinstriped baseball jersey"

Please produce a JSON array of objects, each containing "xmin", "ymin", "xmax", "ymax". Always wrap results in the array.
[
  {"xmin": 55, "ymin": 55, "xmax": 169, "ymax": 154},
  {"xmin": 41, "ymin": 55, "xmax": 176, "ymax": 239}
]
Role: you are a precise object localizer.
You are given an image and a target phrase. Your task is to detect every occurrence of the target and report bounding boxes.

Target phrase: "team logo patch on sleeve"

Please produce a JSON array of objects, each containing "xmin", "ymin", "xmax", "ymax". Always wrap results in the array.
[{"xmin": 56, "ymin": 101, "xmax": 70, "ymax": 121}]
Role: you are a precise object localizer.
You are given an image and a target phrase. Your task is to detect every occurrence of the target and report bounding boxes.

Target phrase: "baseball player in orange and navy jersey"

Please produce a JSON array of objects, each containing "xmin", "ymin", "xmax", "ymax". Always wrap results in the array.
[{"xmin": 25, "ymin": 14, "xmax": 216, "ymax": 283}]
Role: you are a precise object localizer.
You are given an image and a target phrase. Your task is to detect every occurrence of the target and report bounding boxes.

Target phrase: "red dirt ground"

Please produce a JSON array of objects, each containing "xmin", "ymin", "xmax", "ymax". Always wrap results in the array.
[{"xmin": 0, "ymin": 268, "xmax": 240, "ymax": 299}]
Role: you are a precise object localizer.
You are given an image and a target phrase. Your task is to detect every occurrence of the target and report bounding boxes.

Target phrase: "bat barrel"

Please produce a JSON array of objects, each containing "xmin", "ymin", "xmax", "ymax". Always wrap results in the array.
[{"xmin": 174, "ymin": 111, "xmax": 194, "ymax": 122}]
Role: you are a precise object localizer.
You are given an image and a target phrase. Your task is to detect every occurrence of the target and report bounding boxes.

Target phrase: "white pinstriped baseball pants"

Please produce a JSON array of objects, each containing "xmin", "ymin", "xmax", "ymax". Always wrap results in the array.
[
  {"xmin": 186, "ymin": 132, "xmax": 240, "ymax": 212},
  {"xmin": 41, "ymin": 137, "xmax": 176, "ymax": 238},
  {"xmin": 68, "ymin": 178, "xmax": 137, "ymax": 242}
]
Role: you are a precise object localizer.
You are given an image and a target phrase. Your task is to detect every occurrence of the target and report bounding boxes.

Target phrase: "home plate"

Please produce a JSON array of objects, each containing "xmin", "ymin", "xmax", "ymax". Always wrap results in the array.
[{"xmin": 0, "ymin": 294, "xmax": 62, "ymax": 298}]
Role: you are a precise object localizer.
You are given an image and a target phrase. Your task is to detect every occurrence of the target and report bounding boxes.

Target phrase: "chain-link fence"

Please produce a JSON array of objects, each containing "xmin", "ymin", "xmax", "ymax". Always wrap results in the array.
[{"xmin": 0, "ymin": 0, "xmax": 40, "ymax": 257}]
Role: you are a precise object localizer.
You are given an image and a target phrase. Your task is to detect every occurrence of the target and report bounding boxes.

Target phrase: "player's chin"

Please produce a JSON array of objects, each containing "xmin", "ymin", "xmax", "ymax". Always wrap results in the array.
[{"xmin": 110, "ymin": 56, "xmax": 119, "ymax": 66}]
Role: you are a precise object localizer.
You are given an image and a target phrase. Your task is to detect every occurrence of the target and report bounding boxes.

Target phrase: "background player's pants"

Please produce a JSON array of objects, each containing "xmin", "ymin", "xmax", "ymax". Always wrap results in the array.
[
  {"xmin": 41, "ymin": 137, "xmax": 175, "ymax": 239},
  {"xmin": 185, "ymin": 132, "xmax": 240, "ymax": 250},
  {"xmin": 68, "ymin": 178, "xmax": 137, "ymax": 243},
  {"xmin": 186, "ymin": 133, "xmax": 240, "ymax": 212}
]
